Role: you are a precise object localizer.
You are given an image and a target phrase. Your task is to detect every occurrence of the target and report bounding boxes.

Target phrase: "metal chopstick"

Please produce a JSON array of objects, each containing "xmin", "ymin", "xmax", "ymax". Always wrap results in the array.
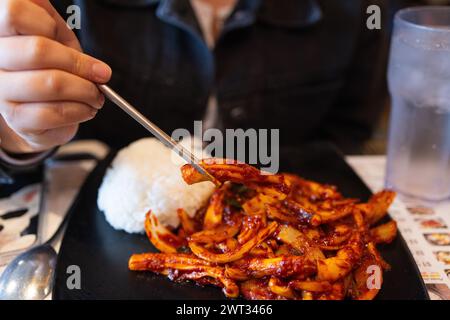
[{"xmin": 98, "ymin": 84, "xmax": 216, "ymax": 182}]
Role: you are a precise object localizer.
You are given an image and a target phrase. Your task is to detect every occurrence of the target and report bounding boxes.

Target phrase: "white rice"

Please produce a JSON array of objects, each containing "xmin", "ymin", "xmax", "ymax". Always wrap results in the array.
[{"xmin": 97, "ymin": 138, "xmax": 214, "ymax": 233}]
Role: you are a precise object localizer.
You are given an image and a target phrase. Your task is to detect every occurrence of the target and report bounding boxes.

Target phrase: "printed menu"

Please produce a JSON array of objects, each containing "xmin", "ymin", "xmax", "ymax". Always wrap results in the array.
[{"xmin": 347, "ymin": 156, "xmax": 450, "ymax": 300}]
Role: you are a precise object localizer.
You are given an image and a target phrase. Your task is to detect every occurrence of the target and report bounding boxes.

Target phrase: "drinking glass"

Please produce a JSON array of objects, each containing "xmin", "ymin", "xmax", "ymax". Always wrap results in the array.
[{"xmin": 386, "ymin": 6, "xmax": 450, "ymax": 201}]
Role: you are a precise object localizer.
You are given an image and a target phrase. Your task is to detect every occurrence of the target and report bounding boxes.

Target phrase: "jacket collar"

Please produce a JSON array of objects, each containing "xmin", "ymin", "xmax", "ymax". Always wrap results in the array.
[
  {"xmin": 155, "ymin": 0, "xmax": 203, "ymax": 43},
  {"xmin": 258, "ymin": 0, "xmax": 322, "ymax": 28},
  {"xmin": 97, "ymin": 0, "xmax": 158, "ymax": 6},
  {"xmin": 98, "ymin": 0, "xmax": 323, "ymax": 32}
]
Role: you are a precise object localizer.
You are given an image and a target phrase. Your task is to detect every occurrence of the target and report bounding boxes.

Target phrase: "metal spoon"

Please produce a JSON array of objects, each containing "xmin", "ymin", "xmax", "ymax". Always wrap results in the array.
[
  {"xmin": 0, "ymin": 154, "xmax": 98, "ymax": 300},
  {"xmin": 0, "ymin": 210, "xmax": 68, "ymax": 300},
  {"xmin": 0, "ymin": 244, "xmax": 57, "ymax": 299}
]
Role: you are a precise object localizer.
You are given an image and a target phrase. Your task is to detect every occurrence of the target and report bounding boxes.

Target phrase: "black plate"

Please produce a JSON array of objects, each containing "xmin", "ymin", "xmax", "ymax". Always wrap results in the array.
[{"xmin": 53, "ymin": 142, "xmax": 429, "ymax": 300}]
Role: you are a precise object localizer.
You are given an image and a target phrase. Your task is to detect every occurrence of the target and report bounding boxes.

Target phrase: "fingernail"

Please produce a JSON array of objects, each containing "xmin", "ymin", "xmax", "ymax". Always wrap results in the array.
[{"xmin": 92, "ymin": 62, "xmax": 112, "ymax": 83}]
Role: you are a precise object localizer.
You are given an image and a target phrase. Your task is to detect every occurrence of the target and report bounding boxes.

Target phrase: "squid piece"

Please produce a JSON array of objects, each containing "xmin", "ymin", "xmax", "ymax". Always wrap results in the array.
[
  {"xmin": 203, "ymin": 186, "xmax": 227, "ymax": 229},
  {"xmin": 177, "ymin": 209, "xmax": 197, "ymax": 236},
  {"xmin": 370, "ymin": 220, "xmax": 397, "ymax": 244},
  {"xmin": 316, "ymin": 282, "xmax": 346, "ymax": 300},
  {"xmin": 181, "ymin": 159, "xmax": 290, "ymax": 198},
  {"xmin": 302, "ymin": 291, "xmax": 314, "ymax": 300},
  {"xmin": 304, "ymin": 228, "xmax": 321, "ymax": 241},
  {"xmin": 240, "ymin": 279, "xmax": 285, "ymax": 300},
  {"xmin": 289, "ymin": 280, "xmax": 332, "ymax": 293},
  {"xmin": 367, "ymin": 242, "xmax": 391, "ymax": 270},
  {"xmin": 129, "ymin": 253, "xmax": 211, "ymax": 271},
  {"xmin": 282, "ymin": 200, "xmax": 319, "ymax": 226},
  {"xmin": 266, "ymin": 239, "xmax": 279, "ymax": 251},
  {"xmin": 304, "ymin": 182, "xmax": 342, "ymax": 201},
  {"xmin": 224, "ymin": 265, "xmax": 248, "ymax": 281},
  {"xmin": 175, "ymin": 269, "xmax": 239, "ymax": 298},
  {"xmin": 318, "ymin": 198, "xmax": 359, "ymax": 210},
  {"xmin": 226, "ymin": 255, "xmax": 317, "ymax": 279},
  {"xmin": 128, "ymin": 253, "xmax": 239, "ymax": 298},
  {"xmin": 352, "ymin": 207, "xmax": 366, "ymax": 231},
  {"xmin": 313, "ymin": 204, "xmax": 354, "ymax": 226},
  {"xmin": 216, "ymin": 238, "xmax": 239, "ymax": 253},
  {"xmin": 268, "ymin": 277, "xmax": 296, "ymax": 299},
  {"xmin": 249, "ymin": 242, "xmax": 275, "ymax": 258},
  {"xmin": 266, "ymin": 203, "xmax": 314, "ymax": 225},
  {"xmin": 188, "ymin": 219, "xmax": 241, "ymax": 243},
  {"xmin": 284, "ymin": 174, "xmax": 342, "ymax": 201},
  {"xmin": 254, "ymin": 185, "xmax": 290, "ymax": 200},
  {"xmin": 285, "ymin": 196, "xmax": 355, "ymax": 227},
  {"xmin": 242, "ymin": 194, "xmax": 267, "ymax": 216},
  {"xmin": 237, "ymin": 215, "xmax": 264, "ymax": 245},
  {"xmin": 144, "ymin": 211, "xmax": 185, "ymax": 253},
  {"xmin": 356, "ymin": 190, "xmax": 396, "ymax": 225},
  {"xmin": 242, "ymin": 193, "xmax": 278, "ymax": 223},
  {"xmin": 189, "ymin": 221, "xmax": 278, "ymax": 263},
  {"xmin": 317, "ymin": 233, "xmax": 364, "ymax": 282},
  {"xmin": 275, "ymin": 244, "xmax": 299, "ymax": 256},
  {"xmin": 226, "ymin": 238, "xmax": 238, "ymax": 251},
  {"xmin": 316, "ymin": 224, "xmax": 353, "ymax": 250},
  {"xmin": 276, "ymin": 224, "xmax": 325, "ymax": 261}
]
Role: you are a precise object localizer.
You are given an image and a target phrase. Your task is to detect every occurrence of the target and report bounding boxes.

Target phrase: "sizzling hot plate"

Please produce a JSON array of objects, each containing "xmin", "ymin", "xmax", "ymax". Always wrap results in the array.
[{"xmin": 53, "ymin": 142, "xmax": 429, "ymax": 300}]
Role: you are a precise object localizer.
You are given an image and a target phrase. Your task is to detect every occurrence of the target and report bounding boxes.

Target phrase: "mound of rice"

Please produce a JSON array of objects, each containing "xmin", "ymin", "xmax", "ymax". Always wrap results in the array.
[{"xmin": 97, "ymin": 138, "xmax": 214, "ymax": 233}]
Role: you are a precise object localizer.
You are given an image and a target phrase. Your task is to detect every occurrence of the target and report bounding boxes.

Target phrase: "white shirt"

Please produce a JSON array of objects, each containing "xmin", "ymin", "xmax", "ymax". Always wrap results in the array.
[{"xmin": 190, "ymin": 0, "xmax": 236, "ymax": 130}]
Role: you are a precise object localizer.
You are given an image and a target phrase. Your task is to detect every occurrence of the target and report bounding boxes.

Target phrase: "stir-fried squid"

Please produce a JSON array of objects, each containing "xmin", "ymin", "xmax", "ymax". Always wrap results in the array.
[{"xmin": 129, "ymin": 159, "xmax": 397, "ymax": 300}]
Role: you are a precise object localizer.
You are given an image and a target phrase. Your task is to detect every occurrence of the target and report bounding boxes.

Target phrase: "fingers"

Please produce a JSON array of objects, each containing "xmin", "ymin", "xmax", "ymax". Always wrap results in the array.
[
  {"xmin": 1, "ymin": 101, "xmax": 97, "ymax": 134},
  {"xmin": 28, "ymin": 0, "xmax": 82, "ymax": 50},
  {"xmin": 0, "ymin": 0, "xmax": 57, "ymax": 38},
  {"xmin": 24, "ymin": 124, "xmax": 80, "ymax": 150},
  {"xmin": 0, "ymin": 0, "xmax": 82, "ymax": 51},
  {"xmin": 0, "ymin": 36, "xmax": 112, "ymax": 83},
  {"xmin": 0, "ymin": 0, "xmax": 107, "ymax": 154},
  {"xmin": 0, "ymin": 69, "xmax": 106, "ymax": 109},
  {"xmin": 0, "ymin": 114, "xmax": 80, "ymax": 152}
]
